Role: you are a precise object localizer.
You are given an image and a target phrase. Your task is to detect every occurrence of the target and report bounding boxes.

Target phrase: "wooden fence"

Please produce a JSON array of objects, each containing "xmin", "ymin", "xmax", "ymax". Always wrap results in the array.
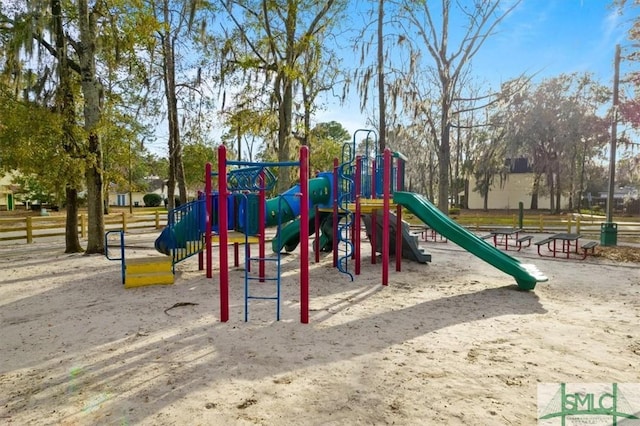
[
  {"xmin": 0, "ymin": 211, "xmax": 167, "ymax": 244},
  {"xmin": 1, "ymin": 210, "xmax": 638, "ymax": 245},
  {"xmin": 456, "ymin": 213, "xmax": 640, "ymax": 238}
]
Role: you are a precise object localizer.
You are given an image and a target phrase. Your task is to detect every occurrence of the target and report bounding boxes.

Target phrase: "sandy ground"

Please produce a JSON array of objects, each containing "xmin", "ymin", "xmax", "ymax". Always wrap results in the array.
[{"xmin": 1, "ymin": 231, "xmax": 639, "ymax": 425}]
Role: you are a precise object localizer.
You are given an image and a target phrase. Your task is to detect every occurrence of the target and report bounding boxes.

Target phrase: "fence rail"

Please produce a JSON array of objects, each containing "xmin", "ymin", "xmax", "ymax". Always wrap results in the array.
[
  {"xmin": 455, "ymin": 213, "xmax": 640, "ymax": 238},
  {"xmin": 0, "ymin": 211, "xmax": 167, "ymax": 244},
  {"xmin": 1, "ymin": 210, "xmax": 638, "ymax": 245}
]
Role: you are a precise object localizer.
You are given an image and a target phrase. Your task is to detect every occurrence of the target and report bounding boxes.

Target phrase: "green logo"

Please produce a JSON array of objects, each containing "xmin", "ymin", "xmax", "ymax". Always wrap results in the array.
[{"xmin": 538, "ymin": 383, "xmax": 640, "ymax": 425}]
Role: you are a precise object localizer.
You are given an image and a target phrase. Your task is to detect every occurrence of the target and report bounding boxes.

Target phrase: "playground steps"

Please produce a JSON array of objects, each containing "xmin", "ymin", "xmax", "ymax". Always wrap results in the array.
[{"xmin": 125, "ymin": 256, "xmax": 174, "ymax": 288}]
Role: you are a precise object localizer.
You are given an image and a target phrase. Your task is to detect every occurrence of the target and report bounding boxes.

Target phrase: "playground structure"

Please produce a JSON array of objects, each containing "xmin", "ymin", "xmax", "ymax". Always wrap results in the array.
[{"xmin": 107, "ymin": 128, "xmax": 548, "ymax": 324}]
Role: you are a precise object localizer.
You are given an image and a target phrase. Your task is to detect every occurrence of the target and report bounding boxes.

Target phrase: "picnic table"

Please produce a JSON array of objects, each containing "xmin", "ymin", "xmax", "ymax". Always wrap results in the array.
[
  {"xmin": 534, "ymin": 233, "xmax": 599, "ymax": 260},
  {"xmin": 420, "ymin": 225, "xmax": 447, "ymax": 243},
  {"xmin": 481, "ymin": 227, "xmax": 532, "ymax": 251}
]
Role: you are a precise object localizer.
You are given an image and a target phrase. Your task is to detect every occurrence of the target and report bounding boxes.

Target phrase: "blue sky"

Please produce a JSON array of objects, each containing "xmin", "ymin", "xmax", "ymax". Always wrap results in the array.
[
  {"xmin": 146, "ymin": 1, "xmax": 635, "ymax": 157},
  {"xmin": 317, "ymin": 0, "xmax": 636, "ymax": 134},
  {"xmin": 474, "ymin": 0, "xmax": 629, "ymax": 84}
]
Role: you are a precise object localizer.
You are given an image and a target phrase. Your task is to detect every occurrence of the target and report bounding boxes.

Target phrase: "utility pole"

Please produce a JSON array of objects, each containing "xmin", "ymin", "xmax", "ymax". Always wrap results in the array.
[{"xmin": 602, "ymin": 44, "xmax": 620, "ymax": 246}]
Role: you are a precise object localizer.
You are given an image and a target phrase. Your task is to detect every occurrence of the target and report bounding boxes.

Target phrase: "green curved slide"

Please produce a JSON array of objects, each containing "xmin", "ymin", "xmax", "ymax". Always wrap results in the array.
[
  {"xmin": 269, "ymin": 176, "xmax": 332, "ymax": 252},
  {"xmin": 264, "ymin": 176, "xmax": 332, "ymax": 227},
  {"xmin": 393, "ymin": 191, "xmax": 547, "ymax": 290},
  {"xmin": 272, "ymin": 209, "xmax": 334, "ymax": 253},
  {"xmin": 272, "ymin": 209, "xmax": 316, "ymax": 253}
]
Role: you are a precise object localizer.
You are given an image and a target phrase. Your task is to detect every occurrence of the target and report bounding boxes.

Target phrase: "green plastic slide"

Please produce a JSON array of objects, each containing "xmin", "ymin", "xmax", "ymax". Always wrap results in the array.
[
  {"xmin": 270, "ymin": 177, "xmax": 332, "ymax": 252},
  {"xmin": 271, "ymin": 210, "xmax": 334, "ymax": 253},
  {"xmin": 264, "ymin": 177, "xmax": 332, "ymax": 228},
  {"xmin": 272, "ymin": 209, "xmax": 316, "ymax": 253},
  {"xmin": 393, "ymin": 191, "xmax": 547, "ymax": 290}
]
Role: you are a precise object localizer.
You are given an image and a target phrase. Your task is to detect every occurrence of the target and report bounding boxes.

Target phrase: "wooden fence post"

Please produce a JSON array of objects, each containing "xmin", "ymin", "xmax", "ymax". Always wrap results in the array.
[
  {"xmin": 155, "ymin": 211, "xmax": 160, "ymax": 229},
  {"xmin": 122, "ymin": 211, "xmax": 127, "ymax": 233},
  {"xmin": 80, "ymin": 214, "xmax": 86, "ymax": 239},
  {"xmin": 26, "ymin": 217, "xmax": 33, "ymax": 244},
  {"xmin": 539, "ymin": 215, "xmax": 543, "ymax": 232}
]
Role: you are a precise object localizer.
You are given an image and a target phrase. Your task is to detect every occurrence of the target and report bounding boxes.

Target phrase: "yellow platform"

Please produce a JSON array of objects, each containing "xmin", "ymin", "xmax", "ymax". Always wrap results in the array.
[
  {"xmin": 212, "ymin": 231, "xmax": 260, "ymax": 244},
  {"xmin": 318, "ymin": 199, "xmax": 400, "ymax": 214},
  {"xmin": 125, "ymin": 256, "xmax": 174, "ymax": 288}
]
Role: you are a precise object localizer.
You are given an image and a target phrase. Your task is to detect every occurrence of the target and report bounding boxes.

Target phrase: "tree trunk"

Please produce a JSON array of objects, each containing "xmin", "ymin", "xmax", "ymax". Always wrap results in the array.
[
  {"xmin": 555, "ymin": 175, "xmax": 562, "ymax": 214},
  {"xmin": 568, "ymin": 145, "xmax": 577, "ymax": 211},
  {"xmin": 103, "ymin": 192, "xmax": 110, "ymax": 215},
  {"xmin": 167, "ymin": 149, "xmax": 176, "ymax": 210},
  {"xmin": 548, "ymin": 171, "xmax": 556, "ymax": 214},
  {"xmin": 530, "ymin": 174, "xmax": 540, "ymax": 210},
  {"xmin": 276, "ymin": 5, "xmax": 297, "ymax": 193},
  {"xmin": 64, "ymin": 186, "xmax": 82, "ymax": 253},
  {"xmin": 437, "ymin": 119, "xmax": 451, "ymax": 214},
  {"xmin": 578, "ymin": 140, "xmax": 588, "ymax": 210},
  {"xmin": 454, "ymin": 125, "xmax": 461, "ymax": 206},
  {"xmin": 277, "ymin": 76, "xmax": 294, "ymax": 193},
  {"xmin": 52, "ymin": 0, "xmax": 82, "ymax": 253},
  {"xmin": 162, "ymin": 0, "xmax": 187, "ymax": 207},
  {"xmin": 428, "ymin": 154, "xmax": 435, "ymax": 201},
  {"xmin": 85, "ymin": 134, "xmax": 105, "ymax": 254},
  {"xmin": 463, "ymin": 179, "xmax": 469, "ymax": 209},
  {"xmin": 481, "ymin": 174, "xmax": 489, "ymax": 211},
  {"xmin": 176, "ymin": 149, "xmax": 187, "ymax": 205},
  {"xmin": 78, "ymin": 0, "xmax": 105, "ymax": 254}
]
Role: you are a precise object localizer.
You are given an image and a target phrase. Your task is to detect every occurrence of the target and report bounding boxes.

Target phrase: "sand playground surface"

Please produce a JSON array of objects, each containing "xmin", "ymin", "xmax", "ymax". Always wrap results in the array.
[{"xmin": 1, "ymin": 231, "xmax": 639, "ymax": 425}]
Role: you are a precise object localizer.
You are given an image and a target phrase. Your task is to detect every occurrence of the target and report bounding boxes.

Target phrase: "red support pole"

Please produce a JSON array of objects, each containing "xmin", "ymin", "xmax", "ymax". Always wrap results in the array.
[
  {"xmin": 300, "ymin": 146, "xmax": 310, "ymax": 324},
  {"xmin": 396, "ymin": 204, "xmax": 402, "ymax": 272},
  {"xmin": 382, "ymin": 149, "xmax": 390, "ymax": 286},
  {"xmin": 395, "ymin": 154, "xmax": 402, "ymax": 272},
  {"xmin": 217, "ymin": 145, "xmax": 229, "ymax": 322},
  {"xmin": 355, "ymin": 156, "xmax": 361, "ymax": 275},
  {"xmin": 205, "ymin": 162, "xmax": 212, "ymax": 278},
  {"xmin": 314, "ymin": 205, "xmax": 320, "ymax": 263},
  {"xmin": 332, "ymin": 158, "xmax": 339, "ymax": 268},
  {"xmin": 259, "ymin": 171, "xmax": 266, "ymax": 282},
  {"xmin": 349, "ymin": 160, "xmax": 355, "ymax": 260},
  {"xmin": 371, "ymin": 158, "xmax": 377, "ymax": 265},
  {"xmin": 371, "ymin": 210, "xmax": 377, "ymax": 265}
]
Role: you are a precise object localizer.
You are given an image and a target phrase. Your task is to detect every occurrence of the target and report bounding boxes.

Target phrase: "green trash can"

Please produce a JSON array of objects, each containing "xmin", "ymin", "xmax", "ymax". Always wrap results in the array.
[{"xmin": 600, "ymin": 222, "xmax": 617, "ymax": 246}]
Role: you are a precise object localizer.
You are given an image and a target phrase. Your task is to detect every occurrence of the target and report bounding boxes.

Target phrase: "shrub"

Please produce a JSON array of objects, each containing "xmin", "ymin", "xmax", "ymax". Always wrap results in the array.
[
  {"xmin": 449, "ymin": 206, "xmax": 461, "ymax": 216},
  {"xmin": 143, "ymin": 193, "xmax": 162, "ymax": 207}
]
